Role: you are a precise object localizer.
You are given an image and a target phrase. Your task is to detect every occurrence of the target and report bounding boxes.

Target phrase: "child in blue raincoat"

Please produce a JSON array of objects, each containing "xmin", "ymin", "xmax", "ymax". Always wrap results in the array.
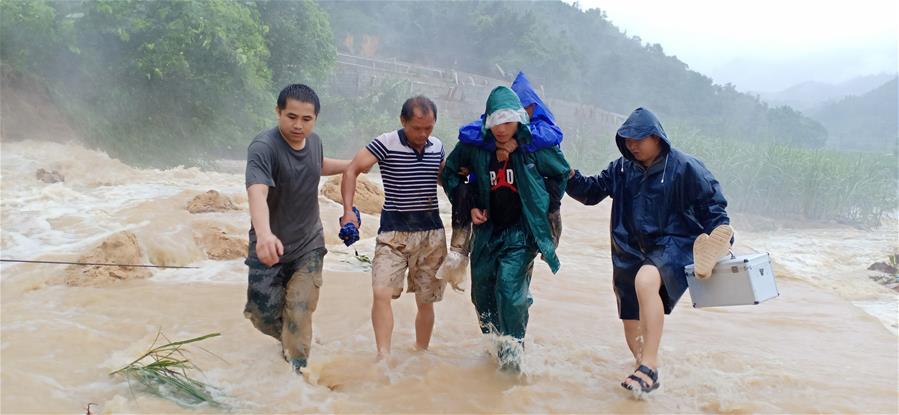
[{"xmin": 566, "ymin": 107, "xmax": 733, "ymax": 396}]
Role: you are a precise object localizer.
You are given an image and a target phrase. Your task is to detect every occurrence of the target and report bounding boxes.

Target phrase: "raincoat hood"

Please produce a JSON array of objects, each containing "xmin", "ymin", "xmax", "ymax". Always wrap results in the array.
[
  {"xmin": 615, "ymin": 107, "xmax": 671, "ymax": 160},
  {"xmin": 457, "ymin": 72, "xmax": 562, "ymax": 152},
  {"xmin": 511, "ymin": 71, "xmax": 556, "ymax": 123},
  {"xmin": 481, "ymin": 86, "xmax": 532, "ymax": 146}
]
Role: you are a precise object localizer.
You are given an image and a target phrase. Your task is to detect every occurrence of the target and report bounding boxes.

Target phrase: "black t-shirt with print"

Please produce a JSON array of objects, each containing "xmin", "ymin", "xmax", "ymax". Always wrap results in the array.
[{"xmin": 488, "ymin": 153, "xmax": 522, "ymax": 231}]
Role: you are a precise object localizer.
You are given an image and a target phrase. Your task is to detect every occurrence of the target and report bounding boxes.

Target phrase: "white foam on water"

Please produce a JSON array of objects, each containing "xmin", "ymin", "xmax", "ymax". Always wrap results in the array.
[
  {"xmin": 150, "ymin": 259, "xmax": 247, "ymax": 284},
  {"xmin": 853, "ymin": 298, "xmax": 899, "ymax": 335}
]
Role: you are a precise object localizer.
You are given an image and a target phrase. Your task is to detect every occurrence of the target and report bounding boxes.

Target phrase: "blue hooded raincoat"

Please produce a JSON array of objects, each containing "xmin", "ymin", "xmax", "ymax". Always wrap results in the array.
[
  {"xmin": 566, "ymin": 108, "xmax": 730, "ymax": 314},
  {"xmin": 458, "ymin": 72, "xmax": 563, "ymax": 152}
]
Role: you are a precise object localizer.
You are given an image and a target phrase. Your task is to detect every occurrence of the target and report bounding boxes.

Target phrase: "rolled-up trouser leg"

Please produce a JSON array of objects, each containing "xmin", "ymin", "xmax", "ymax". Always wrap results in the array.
[
  {"xmin": 470, "ymin": 233, "xmax": 499, "ymax": 334},
  {"xmin": 449, "ymin": 223, "xmax": 473, "ymax": 255},
  {"xmin": 281, "ymin": 248, "xmax": 325, "ymax": 368},
  {"xmin": 548, "ymin": 209, "xmax": 562, "ymax": 249},
  {"xmin": 244, "ymin": 258, "xmax": 290, "ymax": 340},
  {"xmin": 495, "ymin": 224, "xmax": 537, "ymax": 341},
  {"xmin": 448, "ymin": 180, "xmax": 474, "ymax": 256}
]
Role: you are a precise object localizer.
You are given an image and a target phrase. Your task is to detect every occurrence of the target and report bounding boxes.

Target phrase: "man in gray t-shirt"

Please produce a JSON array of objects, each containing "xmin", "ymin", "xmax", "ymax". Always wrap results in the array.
[
  {"xmin": 245, "ymin": 128, "xmax": 324, "ymax": 264},
  {"xmin": 243, "ymin": 84, "xmax": 349, "ymax": 374}
]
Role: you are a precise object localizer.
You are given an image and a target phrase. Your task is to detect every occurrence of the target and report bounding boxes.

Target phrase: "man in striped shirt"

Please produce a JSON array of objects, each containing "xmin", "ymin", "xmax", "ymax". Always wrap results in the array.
[{"xmin": 340, "ymin": 96, "xmax": 447, "ymax": 360}]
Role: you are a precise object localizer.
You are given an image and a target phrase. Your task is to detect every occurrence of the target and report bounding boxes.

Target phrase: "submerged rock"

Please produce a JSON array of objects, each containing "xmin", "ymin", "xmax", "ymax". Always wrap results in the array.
[
  {"xmin": 320, "ymin": 175, "xmax": 384, "ymax": 215},
  {"xmin": 65, "ymin": 231, "xmax": 151, "ymax": 286},
  {"xmin": 867, "ymin": 258, "xmax": 899, "ymax": 292},
  {"xmin": 187, "ymin": 190, "xmax": 237, "ymax": 213},
  {"xmin": 867, "ymin": 261, "xmax": 897, "ymax": 275},
  {"xmin": 35, "ymin": 168, "xmax": 64, "ymax": 183},
  {"xmin": 194, "ymin": 226, "xmax": 247, "ymax": 260}
]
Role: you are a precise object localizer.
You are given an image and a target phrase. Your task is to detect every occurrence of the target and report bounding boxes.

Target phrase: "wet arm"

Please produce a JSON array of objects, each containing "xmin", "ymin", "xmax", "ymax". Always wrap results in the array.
[
  {"xmin": 340, "ymin": 149, "xmax": 378, "ymax": 225},
  {"xmin": 565, "ymin": 161, "xmax": 616, "ymax": 206},
  {"xmin": 247, "ymin": 184, "xmax": 283, "ymax": 266},
  {"xmin": 437, "ymin": 159, "xmax": 446, "ymax": 187},
  {"xmin": 322, "ymin": 157, "xmax": 351, "ymax": 176},
  {"xmin": 440, "ymin": 144, "xmax": 471, "ymax": 198},
  {"xmin": 244, "ymin": 142, "xmax": 282, "ymax": 264},
  {"xmin": 247, "ymin": 184, "xmax": 272, "ymax": 237},
  {"xmin": 536, "ymin": 147, "xmax": 571, "ymax": 206},
  {"xmin": 688, "ymin": 163, "xmax": 731, "ymax": 234}
]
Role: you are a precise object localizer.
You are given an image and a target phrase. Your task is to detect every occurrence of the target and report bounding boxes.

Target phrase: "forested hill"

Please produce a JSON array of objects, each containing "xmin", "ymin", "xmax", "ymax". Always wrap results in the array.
[
  {"xmin": 321, "ymin": 0, "xmax": 827, "ymax": 148},
  {"xmin": 812, "ymin": 77, "xmax": 899, "ymax": 152},
  {"xmin": 760, "ymin": 73, "xmax": 896, "ymax": 112}
]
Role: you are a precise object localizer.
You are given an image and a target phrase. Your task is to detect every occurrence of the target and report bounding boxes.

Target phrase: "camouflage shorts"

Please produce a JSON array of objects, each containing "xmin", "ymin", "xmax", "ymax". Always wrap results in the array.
[{"xmin": 243, "ymin": 247, "xmax": 326, "ymax": 365}]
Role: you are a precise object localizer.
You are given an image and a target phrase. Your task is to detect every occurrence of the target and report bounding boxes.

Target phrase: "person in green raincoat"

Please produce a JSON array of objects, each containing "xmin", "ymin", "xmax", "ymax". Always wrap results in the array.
[{"xmin": 441, "ymin": 86, "xmax": 569, "ymax": 372}]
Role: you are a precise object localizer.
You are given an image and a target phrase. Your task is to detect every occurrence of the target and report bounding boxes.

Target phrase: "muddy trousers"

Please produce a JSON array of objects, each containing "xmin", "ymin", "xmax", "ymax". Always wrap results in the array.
[
  {"xmin": 470, "ymin": 222, "xmax": 537, "ymax": 341},
  {"xmin": 244, "ymin": 248, "xmax": 325, "ymax": 368}
]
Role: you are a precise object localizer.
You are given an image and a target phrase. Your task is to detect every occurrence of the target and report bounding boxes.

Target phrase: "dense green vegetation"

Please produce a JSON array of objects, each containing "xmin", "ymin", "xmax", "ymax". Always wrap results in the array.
[
  {"xmin": 672, "ymin": 128, "xmax": 896, "ymax": 227},
  {"xmin": 1, "ymin": 0, "xmax": 894, "ymax": 225},
  {"xmin": 1, "ymin": 0, "xmax": 334, "ymax": 164}
]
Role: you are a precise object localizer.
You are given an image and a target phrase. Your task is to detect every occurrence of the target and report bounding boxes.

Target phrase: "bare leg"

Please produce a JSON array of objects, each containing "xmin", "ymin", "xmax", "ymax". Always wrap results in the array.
[
  {"xmin": 622, "ymin": 319, "xmax": 642, "ymax": 366},
  {"xmin": 624, "ymin": 265, "xmax": 664, "ymax": 388},
  {"xmin": 372, "ymin": 287, "xmax": 395, "ymax": 359},
  {"xmin": 415, "ymin": 301, "xmax": 435, "ymax": 350}
]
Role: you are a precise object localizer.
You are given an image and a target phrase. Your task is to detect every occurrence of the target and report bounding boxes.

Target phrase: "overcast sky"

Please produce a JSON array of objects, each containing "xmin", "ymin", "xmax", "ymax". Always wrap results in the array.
[{"xmin": 568, "ymin": 0, "xmax": 898, "ymax": 92}]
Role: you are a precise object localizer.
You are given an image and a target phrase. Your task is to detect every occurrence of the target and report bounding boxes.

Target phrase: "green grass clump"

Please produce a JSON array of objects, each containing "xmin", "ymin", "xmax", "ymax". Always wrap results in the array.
[{"xmin": 110, "ymin": 331, "xmax": 224, "ymax": 407}]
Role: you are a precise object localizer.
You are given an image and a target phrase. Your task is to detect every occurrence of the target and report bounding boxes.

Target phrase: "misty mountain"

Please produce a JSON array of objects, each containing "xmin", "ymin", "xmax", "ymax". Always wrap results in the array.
[
  {"xmin": 321, "ymin": 0, "xmax": 828, "ymax": 148},
  {"xmin": 759, "ymin": 73, "xmax": 896, "ymax": 112},
  {"xmin": 811, "ymin": 77, "xmax": 898, "ymax": 152}
]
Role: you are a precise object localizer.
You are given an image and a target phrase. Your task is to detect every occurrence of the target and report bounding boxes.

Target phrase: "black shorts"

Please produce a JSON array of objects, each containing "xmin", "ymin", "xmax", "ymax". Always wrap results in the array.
[{"xmin": 612, "ymin": 260, "xmax": 673, "ymax": 320}]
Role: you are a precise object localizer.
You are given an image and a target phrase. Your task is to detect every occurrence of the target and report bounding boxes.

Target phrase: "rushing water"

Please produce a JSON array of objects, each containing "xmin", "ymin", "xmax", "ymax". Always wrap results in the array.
[{"xmin": 2, "ymin": 140, "xmax": 897, "ymax": 413}]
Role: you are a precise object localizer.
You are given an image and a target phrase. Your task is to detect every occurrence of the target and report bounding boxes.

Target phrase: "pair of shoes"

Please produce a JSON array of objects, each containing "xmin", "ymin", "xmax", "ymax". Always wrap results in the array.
[
  {"xmin": 621, "ymin": 364, "xmax": 660, "ymax": 396},
  {"xmin": 692, "ymin": 224, "xmax": 734, "ymax": 279}
]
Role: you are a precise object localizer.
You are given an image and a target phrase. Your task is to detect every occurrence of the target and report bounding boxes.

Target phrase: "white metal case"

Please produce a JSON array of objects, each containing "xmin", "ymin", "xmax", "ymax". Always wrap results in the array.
[{"xmin": 685, "ymin": 253, "xmax": 779, "ymax": 308}]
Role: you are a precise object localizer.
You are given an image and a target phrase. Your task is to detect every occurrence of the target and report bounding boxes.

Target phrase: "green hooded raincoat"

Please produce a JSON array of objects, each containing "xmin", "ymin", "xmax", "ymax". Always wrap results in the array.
[{"xmin": 442, "ymin": 86, "xmax": 569, "ymax": 340}]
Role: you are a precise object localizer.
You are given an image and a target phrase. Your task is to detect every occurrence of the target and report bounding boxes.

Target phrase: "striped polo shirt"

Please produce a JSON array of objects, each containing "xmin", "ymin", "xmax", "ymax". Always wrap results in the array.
[{"xmin": 366, "ymin": 129, "xmax": 444, "ymax": 233}]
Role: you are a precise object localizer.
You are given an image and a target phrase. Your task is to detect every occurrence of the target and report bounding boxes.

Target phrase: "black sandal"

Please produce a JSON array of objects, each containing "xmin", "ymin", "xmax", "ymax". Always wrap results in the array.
[{"xmin": 620, "ymin": 364, "xmax": 660, "ymax": 394}]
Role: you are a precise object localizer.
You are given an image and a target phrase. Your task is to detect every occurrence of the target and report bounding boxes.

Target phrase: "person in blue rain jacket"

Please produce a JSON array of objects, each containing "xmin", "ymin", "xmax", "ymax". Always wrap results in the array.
[{"xmin": 566, "ymin": 107, "xmax": 734, "ymax": 396}]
